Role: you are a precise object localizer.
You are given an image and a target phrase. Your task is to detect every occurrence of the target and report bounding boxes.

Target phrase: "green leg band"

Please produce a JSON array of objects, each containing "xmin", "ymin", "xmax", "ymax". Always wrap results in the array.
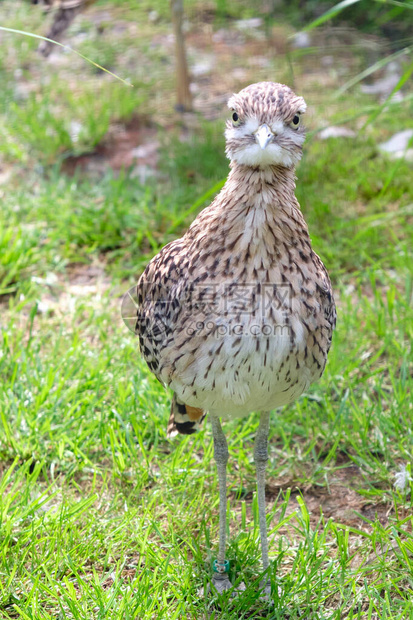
[{"xmin": 213, "ymin": 559, "xmax": 230, "ymax": 573}]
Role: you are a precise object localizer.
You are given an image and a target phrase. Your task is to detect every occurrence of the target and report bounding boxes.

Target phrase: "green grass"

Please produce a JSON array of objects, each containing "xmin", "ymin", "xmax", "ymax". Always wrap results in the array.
[{"xmin": 1, "ymin": 1, "xmax": 413, "ymax": 618}]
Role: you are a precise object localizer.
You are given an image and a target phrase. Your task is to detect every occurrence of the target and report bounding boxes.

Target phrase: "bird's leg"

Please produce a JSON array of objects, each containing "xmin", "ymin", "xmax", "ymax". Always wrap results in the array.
[
  {"xmin": 254, "ymin": 411, "xmax": 271, "ymax": 596},
  {"xmin": 210, "ymin": 415, "xmax": 232, "ymax": 593}
]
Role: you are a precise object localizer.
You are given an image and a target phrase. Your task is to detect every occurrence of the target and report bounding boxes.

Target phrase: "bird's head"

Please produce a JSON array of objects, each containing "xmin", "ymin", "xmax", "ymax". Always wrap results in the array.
[{"xmin": 225, "ymin": 82, "xmax": 307, "ymax": 169}]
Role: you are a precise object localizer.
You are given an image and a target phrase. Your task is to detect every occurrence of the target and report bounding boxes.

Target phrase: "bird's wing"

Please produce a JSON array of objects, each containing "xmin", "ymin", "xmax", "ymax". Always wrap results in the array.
[
  {"xmin": 313, "ymin": 254, "xmax": 336, "ymax": 331},
  {"xmin": 136, "ymin": 238, "xmax": 188, "ymax": 382}
]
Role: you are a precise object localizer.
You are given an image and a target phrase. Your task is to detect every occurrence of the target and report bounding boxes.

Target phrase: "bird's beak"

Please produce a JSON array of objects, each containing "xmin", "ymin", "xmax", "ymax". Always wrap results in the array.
[{"xmin": 255, "ymin": 124, "xmax": 273, "ymax": 150}]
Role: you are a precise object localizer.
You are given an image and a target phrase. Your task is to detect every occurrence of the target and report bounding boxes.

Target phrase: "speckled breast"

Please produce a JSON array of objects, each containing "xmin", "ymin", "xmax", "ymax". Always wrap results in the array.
[{"xmin": 154, "ymin": 276, "xmax": 334, "ymax": 419}]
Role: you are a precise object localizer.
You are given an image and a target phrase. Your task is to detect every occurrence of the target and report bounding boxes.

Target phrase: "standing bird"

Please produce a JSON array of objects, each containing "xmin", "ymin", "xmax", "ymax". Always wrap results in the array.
[{"xmin": 135, "ymin": 82, "xmax": 336, "ymax": 595}]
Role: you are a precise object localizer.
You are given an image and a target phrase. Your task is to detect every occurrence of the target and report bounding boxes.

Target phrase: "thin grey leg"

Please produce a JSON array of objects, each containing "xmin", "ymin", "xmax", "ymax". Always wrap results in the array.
[
  {"xmin": 210, "ymin": 415, "xmax": 232, "ymax": 593},
  {"xmin": 254, "ymin": 411, "xmax": 271, "ymax": 573}
]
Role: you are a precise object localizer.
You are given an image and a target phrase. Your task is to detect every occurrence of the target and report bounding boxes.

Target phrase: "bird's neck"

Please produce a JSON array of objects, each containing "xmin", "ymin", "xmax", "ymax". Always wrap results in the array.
[
  {"xmin": 224, "ymin": 163, "xmax": 298, "ymax": 211},
  {"xmin": 187, "ymin": 161, "xmax": 310, "ymax": 262},
  {"xmin": 205, "ymin": 162, "xmax": 310, "ymax": 257}
]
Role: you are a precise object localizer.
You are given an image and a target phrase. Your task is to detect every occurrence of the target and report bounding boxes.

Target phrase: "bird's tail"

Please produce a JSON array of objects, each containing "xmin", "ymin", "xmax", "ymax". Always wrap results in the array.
[{"xmin": 167, "ymin": 394, "xmax": 206, "ymax": 438}]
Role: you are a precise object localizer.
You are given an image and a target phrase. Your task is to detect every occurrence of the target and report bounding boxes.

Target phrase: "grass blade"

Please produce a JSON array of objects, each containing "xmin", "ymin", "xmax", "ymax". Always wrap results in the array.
[
  {"xmin": 0, "ymin": 26, "xmax": 132, "ymax": 86},
  {"xmin": 336, "ymin": 47, "xmax": 412, "ymax": 96},
  {"xmin": 303, "ymin": 0, "xmax": 362, "ymax": 31},
  {"xmin": 363, "ymin": 58, "xmax": 413, "ymax": 126}
]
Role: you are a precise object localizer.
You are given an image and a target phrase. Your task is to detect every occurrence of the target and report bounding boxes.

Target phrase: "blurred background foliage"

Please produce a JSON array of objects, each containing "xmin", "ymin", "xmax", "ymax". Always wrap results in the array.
[{"xmin": 0, "ymin": 0, "xmax": 411, "ymax": 288}]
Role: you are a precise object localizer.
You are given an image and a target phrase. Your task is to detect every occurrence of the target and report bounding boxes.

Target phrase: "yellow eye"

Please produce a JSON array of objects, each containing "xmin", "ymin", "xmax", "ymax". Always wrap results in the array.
[
  {"xmin": 291, "ymin": 114, "xmax": 300, "ymax": 128},
  {"xmin": 232, "ymin": 111, "xmax": 241, "ymax": 126}
]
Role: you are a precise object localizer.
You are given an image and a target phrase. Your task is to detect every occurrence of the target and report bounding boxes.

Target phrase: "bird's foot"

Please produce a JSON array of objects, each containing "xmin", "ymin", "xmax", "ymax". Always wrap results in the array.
[
  {"xmin": 212, "ymin": 572, "xmax": 233, "ymax": 594},
  {"xmin": 259, "ymin": 578, "xmax": 274, "ymax": 604},
  {"xmin": 198, "ymin": 573, "xmax": 246, "ymax": 598}
]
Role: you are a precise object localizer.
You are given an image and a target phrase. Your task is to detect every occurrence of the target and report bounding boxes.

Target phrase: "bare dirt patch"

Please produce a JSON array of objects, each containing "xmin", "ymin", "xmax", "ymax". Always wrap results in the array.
[
  {"xmin": 61, "ymin": 115, "xmax": 159, "ymax": 179},
  {"xmin": 35, "ymin": 260, "xmax": 111, "ymax": 316},
  {"xmin": 229, "ymin": 456, "xmax": 393, "ymax": 543}
]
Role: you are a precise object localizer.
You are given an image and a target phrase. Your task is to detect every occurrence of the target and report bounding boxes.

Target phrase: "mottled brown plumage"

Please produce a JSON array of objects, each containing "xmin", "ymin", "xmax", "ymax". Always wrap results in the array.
[
  {"xmin": 135, "ymin": 82, "xmax": 336, "ymax": 592},
  {"xmin": 137, "ymin": 82, "xmax": 335, "ymax": 434}
]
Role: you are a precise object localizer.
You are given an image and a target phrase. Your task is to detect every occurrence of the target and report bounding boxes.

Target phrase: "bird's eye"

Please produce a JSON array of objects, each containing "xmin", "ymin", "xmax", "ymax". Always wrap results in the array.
[
  {"xmin": 232, "ymin": 111, "xmax": 241, "ymax": 126},
  {"xmin": 291, "ymin": 114, "xmax": 300, "ymax": 128}
]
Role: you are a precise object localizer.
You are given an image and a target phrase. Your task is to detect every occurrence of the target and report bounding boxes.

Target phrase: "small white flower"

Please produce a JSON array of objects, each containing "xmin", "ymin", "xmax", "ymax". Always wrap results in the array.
[{"xmin": 394, "ymin": 463, "xmax": 412, "ymax": 492}]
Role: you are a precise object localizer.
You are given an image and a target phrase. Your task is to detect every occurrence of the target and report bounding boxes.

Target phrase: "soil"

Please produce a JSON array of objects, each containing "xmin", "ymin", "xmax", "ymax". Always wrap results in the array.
[{"xmin": 61, "ymin": 115, "xmax": 159, "ymax": 177}]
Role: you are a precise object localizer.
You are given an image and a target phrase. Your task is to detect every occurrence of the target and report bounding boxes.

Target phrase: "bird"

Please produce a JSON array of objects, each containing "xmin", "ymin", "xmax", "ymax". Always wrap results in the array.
[
  {"xmin": 31, "ymin": 0, "xmax": 96, "ymax": 56},
  {"xmin": 134, "ymin": 82, "xmax": 336, "ymax": 596}
]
